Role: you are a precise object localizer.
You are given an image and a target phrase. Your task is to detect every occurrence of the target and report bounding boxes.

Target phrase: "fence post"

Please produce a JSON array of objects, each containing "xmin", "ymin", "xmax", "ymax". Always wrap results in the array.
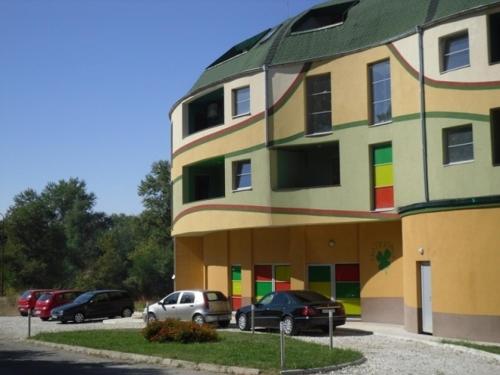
[
  {"xmin": 280, "ymin": 321, "xmax": 286, "ymax": 370},
  {"xmin": 251, "ymin": 304, "xmax": 255, "ymax": 334},
  {"xmin": 145, "ymin": 302, "xmax": 149, "ymax": 323},
  {"xmin": 28, "ymin": 308, "xmax": 32, "ymax": 338},
  {"xmin": 329, "ymin": 309, "xmax": 333, "ymax": 350}
]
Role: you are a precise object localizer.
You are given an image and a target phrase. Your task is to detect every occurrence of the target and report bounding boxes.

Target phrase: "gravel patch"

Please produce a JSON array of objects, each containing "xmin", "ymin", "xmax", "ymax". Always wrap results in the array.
[{"xmin": 295, "ymin": 328, "xmax": 500, "ymax": 375}]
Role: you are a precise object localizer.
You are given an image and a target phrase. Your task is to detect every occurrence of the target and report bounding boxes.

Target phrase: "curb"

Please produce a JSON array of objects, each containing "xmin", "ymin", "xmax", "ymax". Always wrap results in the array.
[
  {"xmin": 29, "ymin": 339, "xmax": 260, "ymax": 375},
  {"xmin": 280, "ymin": 357, "xmax": 366, "ymax": 375}
]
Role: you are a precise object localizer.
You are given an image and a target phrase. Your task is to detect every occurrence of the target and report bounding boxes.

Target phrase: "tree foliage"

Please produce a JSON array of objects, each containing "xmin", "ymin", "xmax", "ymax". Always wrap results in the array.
[{"xmin": 1, "ymin": 161, "xmax": 173, "ymax": 298}]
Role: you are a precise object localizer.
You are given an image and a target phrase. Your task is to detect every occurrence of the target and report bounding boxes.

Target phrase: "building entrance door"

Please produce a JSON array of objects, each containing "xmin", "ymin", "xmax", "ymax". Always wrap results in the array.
[{"xmin": 419, "ymin": 262, "xmax": 433, "ymax": 334}]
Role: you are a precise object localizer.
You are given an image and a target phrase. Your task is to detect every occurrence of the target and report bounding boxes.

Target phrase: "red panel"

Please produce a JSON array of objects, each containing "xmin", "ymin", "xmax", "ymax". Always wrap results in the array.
[
  {"xmin": 255, "ymin": 265, "xmax": 272, "ymax": 281},
  {"xmin": 335, "ymin": 264, "xmax": 360, "ymax": 282},
  {"xmin": 375, "ymin": 186, "xmax": 394, "ymax": 209},
  {"xmin": 231, "ymin": 296, "xmax": 242, "ymax": 310},
  {"xmin": 275, "ymin": 281, "xmax": 291, "ymax": 291}
]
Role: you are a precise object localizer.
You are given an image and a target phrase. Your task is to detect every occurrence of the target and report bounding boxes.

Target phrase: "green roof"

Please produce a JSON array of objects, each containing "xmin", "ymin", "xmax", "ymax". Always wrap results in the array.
[{"xmin": 185, "ymin": 0, "xmax": 500, "ymax": 97}]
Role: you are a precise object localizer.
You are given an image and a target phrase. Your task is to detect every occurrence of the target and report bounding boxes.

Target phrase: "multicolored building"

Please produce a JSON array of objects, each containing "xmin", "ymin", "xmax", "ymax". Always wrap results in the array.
[{"xmin": 170, "ymin": 0, "xmax": 500, "ymax": 343}]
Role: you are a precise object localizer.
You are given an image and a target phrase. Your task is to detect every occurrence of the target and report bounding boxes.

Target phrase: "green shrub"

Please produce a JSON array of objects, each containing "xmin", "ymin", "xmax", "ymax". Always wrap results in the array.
[{"xmin": 142, "ymin": 318, "xmax": 218, "ymax": 344}]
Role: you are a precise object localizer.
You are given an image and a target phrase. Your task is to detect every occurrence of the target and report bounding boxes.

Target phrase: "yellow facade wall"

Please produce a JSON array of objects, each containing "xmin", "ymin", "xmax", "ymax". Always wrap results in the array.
[
  {"xmin": 175, "ymin": 237, "xmax": 204, "ymax": 290},
  {"xmin": 203, "ymin": 232, "xmax": 229, "ymax": 293},
  {"xmin": 402, "ymin": 207, "xmax": 500, "ymax": 315}
]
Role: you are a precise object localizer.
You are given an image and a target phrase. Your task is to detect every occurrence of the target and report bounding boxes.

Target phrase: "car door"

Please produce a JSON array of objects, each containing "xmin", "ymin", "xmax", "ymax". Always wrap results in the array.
[
  {"xmin": 156, "ymin": 292, "xmax": 180, "ymax": 320},
  {"xmin": 254, "ymin": 293, "xmax": 275, "ymax": 328},
  {"xmin": 86, "ymin": 292, "xmax": 110, "ymax": 318},
  {"xmin": 175, "ymin": 292, "xmax": 196, "ymax": 321},
  {"xmin": 266, "ymin": 293, "xmax": 290, "ymax": 329}
]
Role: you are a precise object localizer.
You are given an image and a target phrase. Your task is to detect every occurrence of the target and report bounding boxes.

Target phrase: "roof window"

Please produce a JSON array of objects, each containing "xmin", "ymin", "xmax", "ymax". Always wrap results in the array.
[
  {"xmin": 291, "ymin": 1, "xmax": 358, "ymax": 34},
  {"xmin": 207, "ymin": 28, "xmax": 271, "ymax": 68}
]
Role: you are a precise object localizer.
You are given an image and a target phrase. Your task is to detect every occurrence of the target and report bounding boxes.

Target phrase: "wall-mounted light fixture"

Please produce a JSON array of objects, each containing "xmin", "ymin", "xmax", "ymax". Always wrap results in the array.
[
  {"xmin": 418, "ymin": 247, "xmax": 424, "ymax": 255},
  {"xmin": 328, "ymin": 240, "xmax": 336, "ymax": 248}
]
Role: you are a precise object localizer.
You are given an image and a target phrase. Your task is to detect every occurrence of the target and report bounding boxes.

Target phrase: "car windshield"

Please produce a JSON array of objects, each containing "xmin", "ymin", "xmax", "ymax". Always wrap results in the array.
[
  {"xmin": 291, "ymin": 291, "xmax": 331, "ymax": 303},
  {"xmin": 20, "ymin": 290, "xmax": 31, "ymax": 298},
  {"xmin": 205, "ymin": 292, "xmax": 227, "ymax": 301},
  {"xmin": 73, "ymin": 292, "xmax": 94, "ymax": 304},
  {"xmin": 37, "ymin": 293, "xmax": 53, "ymax": 301}
]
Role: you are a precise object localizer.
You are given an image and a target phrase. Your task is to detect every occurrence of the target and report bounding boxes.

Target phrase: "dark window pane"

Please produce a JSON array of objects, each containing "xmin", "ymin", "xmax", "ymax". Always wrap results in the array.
[
  {"xmin": 448, "ymin": 127, "xmax": 473, "ymax": 145},
  {"xmin": 370, "ymin": 60, "xmax": 391, "ymax": 124},
  {"xmin": 445, "ymin": 126, "xmax": 473, "ymax": 164},
  {"xmin": 443, "ymin": 33, "xmax": 469, "ymax": 71},
  {"xmin": 234, "ymin": 87, "xmax": 250, "ymax": 116},
  {"xmin": 236, "ymin": 174, "xmax": 251, "ymax": 189},
  {"xmin": 448, "ymin": 144, "xmax": 474, "ymax": 163},
  {"xmin": 492, "ymin": 109, "xmax": 500, "ymax": 165},
  {"xmin": 306, "ymin": 74, "xmax": 332, "ymax": 134},
  {"xmin": 490, "ymin": 13, "xmax": 500, "ymax": 63},
  {"xmin": 180, "ymin": 293, "xmax": 195, "ymax": 304},
  {"xmin": 237, "ymin": 161, "xmax": 251, "ymax": 175}
]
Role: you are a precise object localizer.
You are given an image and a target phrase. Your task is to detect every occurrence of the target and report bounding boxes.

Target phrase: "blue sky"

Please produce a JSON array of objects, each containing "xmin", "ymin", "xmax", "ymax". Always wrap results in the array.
[{"xmin": 0, "ymin": 0, "xmax": 323, "ymax": 215}]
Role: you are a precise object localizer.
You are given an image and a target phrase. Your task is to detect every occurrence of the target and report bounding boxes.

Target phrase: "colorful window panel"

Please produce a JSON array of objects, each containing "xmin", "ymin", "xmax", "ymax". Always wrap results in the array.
[
  {"xmin": 308, "ymin": 265, "xmax": 332, "ymax": 298},
  {"xmin": 335, "ymin": 264, "xmax": 361, "ymax": 316},
  {"xmin": 231, "ymin": 265, "xmax": 242, "ymax": 310},
  {"xmin": 254, "ymin": 265, "xmax": 291, "ymax": 301},
  {"xmin": 373, "ymin": 144, "xmax": 394, "ymax": 209}
]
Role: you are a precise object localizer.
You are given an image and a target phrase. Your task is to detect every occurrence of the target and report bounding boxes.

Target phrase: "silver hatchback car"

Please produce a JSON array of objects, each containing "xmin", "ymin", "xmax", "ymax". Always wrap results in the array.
[{"xmin": 142, "ymin": 290, "xmax": 232, "ymax": 327}]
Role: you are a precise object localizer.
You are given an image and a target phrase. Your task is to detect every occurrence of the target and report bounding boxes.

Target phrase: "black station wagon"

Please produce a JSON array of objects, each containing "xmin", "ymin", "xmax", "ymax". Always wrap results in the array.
[{"xmin": 51, "ymin": 290, "xmax": 134, "ymax": 323}]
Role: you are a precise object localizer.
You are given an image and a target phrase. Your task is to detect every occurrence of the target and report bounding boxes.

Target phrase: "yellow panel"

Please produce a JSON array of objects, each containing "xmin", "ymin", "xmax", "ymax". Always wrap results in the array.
[
  {"xmin": 374, "ymin": 164, "xmax": 393, "ymax": 187},
  {"xmin": 232, "ymin": 281, "xmax": 242, "ymax": 295},
  {"xmin": 275, "ymin": 265, "xmax": 291, "ymax": 282},
  {"xmin": 338, "ymin": 298, "xmax": 361, "ymax": 315},
  {"xmin": 309, "ymin": 282, "xmax": 332, "ymax": 298}
]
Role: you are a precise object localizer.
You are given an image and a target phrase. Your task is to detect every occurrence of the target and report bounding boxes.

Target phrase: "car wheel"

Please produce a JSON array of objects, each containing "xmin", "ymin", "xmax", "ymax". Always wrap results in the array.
[
  {"xmin": 282, "ymin": 316, "xmax": 297, "ymax": 336},
  {"xmin": 237, "ymin": 313, "xmax": 250, "ymax": 331},
  {"xmin": 74, "ymin": 312, "xmax": 85, "ymax": 324},
  {"xmin": 20, "ymin": 312, "xmax": 28, "ymax": 317},
  {"xmin": 40, "ymin": 317, "xmax": 49, "ymax": 322},
  {"xmin": 121, "ymin": 307, "xmax": 133, "ymax": 318},
  {"xmin": 218, "ymin": 320, "xmax": 230, "ymax": 328},
  {"xmin": 147, "ymin": 312, "xmax": 157, "ymax": 323},
  {"xmin": 193, "ymin": 314, "xmax": 205, "ymax": 326}
]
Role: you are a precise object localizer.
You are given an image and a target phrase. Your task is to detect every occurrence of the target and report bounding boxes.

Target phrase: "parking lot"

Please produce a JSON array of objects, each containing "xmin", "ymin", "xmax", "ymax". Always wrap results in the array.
[{"xmin": 1, "ymin": 316, "xmax": 499, "ymax": 374}]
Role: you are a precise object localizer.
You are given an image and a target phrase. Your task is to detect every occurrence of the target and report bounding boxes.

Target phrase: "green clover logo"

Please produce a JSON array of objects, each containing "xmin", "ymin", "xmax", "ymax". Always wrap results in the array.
[{"xmin": 376, "ymin": 248, "xmax": 392, "ymax": 270}]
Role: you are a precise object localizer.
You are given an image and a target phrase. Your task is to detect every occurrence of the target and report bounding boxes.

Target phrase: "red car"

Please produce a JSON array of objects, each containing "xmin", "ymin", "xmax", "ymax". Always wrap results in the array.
[
  {"xmin": 17, "ymin": 289, "xmax": 53, "ymax": 316},
  {"xmin": 34, "ymin": 290, "xmax": 83, "ymax": 321}
]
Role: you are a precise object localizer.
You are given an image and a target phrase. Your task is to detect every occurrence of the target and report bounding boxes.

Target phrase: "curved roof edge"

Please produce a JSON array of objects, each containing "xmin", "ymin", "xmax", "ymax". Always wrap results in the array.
[{"xmin": 169, "ymin": 0, "xmax": 500, "ymax": 119}]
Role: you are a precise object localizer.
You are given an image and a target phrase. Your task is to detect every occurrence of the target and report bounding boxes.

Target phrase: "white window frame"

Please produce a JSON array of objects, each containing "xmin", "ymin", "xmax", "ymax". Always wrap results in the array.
[
  {"xmin": 440, "ymin": 30, "xmax": 470, "ymax": 73},
  {"xmin": 306, "ymin": 73, "xmax": 332, "ymax": 135},
  {"xmin": 233, "ymin": 159, "xmax": 252, "ymax": 191},
  {"xmin": 443, "ymin": 124, "xmax": 474, "ymax": 165},
  {"xmin": 232, "ymin": 86, "xmax": 250, "ymax": 118},
  {"xmin": 369, "ymin": 59, "xmax": 392, "ymax": 126}
]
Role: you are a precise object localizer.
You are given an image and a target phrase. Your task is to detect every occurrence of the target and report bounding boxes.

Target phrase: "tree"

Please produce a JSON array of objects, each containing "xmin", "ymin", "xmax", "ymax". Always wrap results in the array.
[{"xmin": 127, "ymin": 160, "xmax": 173, "ymax": 298}]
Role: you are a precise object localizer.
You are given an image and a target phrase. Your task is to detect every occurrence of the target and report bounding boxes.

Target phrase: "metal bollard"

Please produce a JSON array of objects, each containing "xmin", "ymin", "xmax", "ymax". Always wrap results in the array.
[
  {"xmin": 28, "ymin": 308, "xmax": 32, "ymax": 338},
  {"xmin": 251, "ymin": 304, "xmax": 255, "ymax": 334},
  {"xmin": 328, "ymin": 309, "xmax": 333, "ymax": 350},
  {"xmin": 279, "ymin": 321, "xmax": 286, "ymax": 370}
]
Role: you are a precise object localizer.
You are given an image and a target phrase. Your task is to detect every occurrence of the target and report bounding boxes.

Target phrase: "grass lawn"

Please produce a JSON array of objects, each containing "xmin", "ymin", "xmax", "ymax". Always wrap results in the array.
[
  {"xmin": 442, "ymin": 339, "xmax": 500, "ymax": 355},
  {"xmin": 32, "ymin": 329, "xmax": 362, "ymax": 373}
]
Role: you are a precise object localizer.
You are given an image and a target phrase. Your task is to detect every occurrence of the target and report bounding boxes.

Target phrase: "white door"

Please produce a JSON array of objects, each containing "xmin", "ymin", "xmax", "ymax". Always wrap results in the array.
[{"xmin": 420, "ymin": 262, "xmax": 433, "ymax": 334}]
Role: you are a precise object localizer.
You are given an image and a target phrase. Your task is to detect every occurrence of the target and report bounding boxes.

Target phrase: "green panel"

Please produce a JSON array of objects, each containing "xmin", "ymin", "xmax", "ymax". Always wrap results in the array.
[
  {"xmin": 255, "ymin": 281, "xmax": 272, "ymax": 299},
  {"xmin": 373, "ymin": 145, "xmax": 392, "ymax": 165},
  {"xmin": 275, "ymin": 265, "xmax": 290, "ymax": 282},
  {"xmin": 231, "ymin": 266, "xmax": 241, "ymax": 281},
  {"xmin": 335, "ymin": 282, "xmax": 360, "ymax": 299},
  {"xmin": 308, "ymin": 265, "xmax": 331, "ymax": 282},
  {"xmin": 309, "ymin": 282, "xmax": 332, "ymax": 298},
  {"xmin": 337, "ymin": 298, "xmax": 361, "ymax": 315}
]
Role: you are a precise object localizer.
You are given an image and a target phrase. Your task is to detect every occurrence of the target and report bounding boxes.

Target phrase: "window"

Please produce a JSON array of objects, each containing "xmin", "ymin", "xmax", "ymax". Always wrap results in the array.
[
  {"xmin": 306, "ymin": 74, "xmax": 332, "ymax": 134},
  {"xmin": 187, "ymin": 88, "xmax": 224, "ymax": 135},
  {"xmin": 275, "ymin": 142, "xmax": 340, "ymax": 189},
  {"xmin": 443, "ymin": 125, "xmax": 473, "ymax": 164},
  {"xmin": 489, "ymin": 13, "xmax": 500, "ymax": 64},
  {"xmin": 183, "ymin": 157, "xmax": 225, "ymax": 203},
  {"xmin": 164, "ymin": 292, "xmax": 180, "ymax": 305},
  {"xmin": 180, "ymin": 292, "xmax": 195, "ymax": 304},
  {"xmin": 291, "ymin": 1, "xmax": 357, "ymax": 33},
  {"xmin": 233, "ymin": 86, "xmax": 250, "ymax": 117},
  {"xmin": 372, "ymin": 143, "xmax": 394, "ymax": 210},
  {"xmin": 233, "ymin": 160, "xmax": 251, "ymax": 190},
  {"xmin": 231, "ymin": 265, "xmax": 242, "ymax": 310},
  {"xmin": 369, "ymin": 60, "xmax": 392, "ymax": 125},
  {"xmin": 254, "ymin": 265, "xmax": 291, "ymax": 300},
  {"xmin": 491, "ymin": 108, "xmax": 500, "ymax": 165},
  {"xmin": 441, "ymin": 31, "xmax": 470, "ymax": 72}
]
